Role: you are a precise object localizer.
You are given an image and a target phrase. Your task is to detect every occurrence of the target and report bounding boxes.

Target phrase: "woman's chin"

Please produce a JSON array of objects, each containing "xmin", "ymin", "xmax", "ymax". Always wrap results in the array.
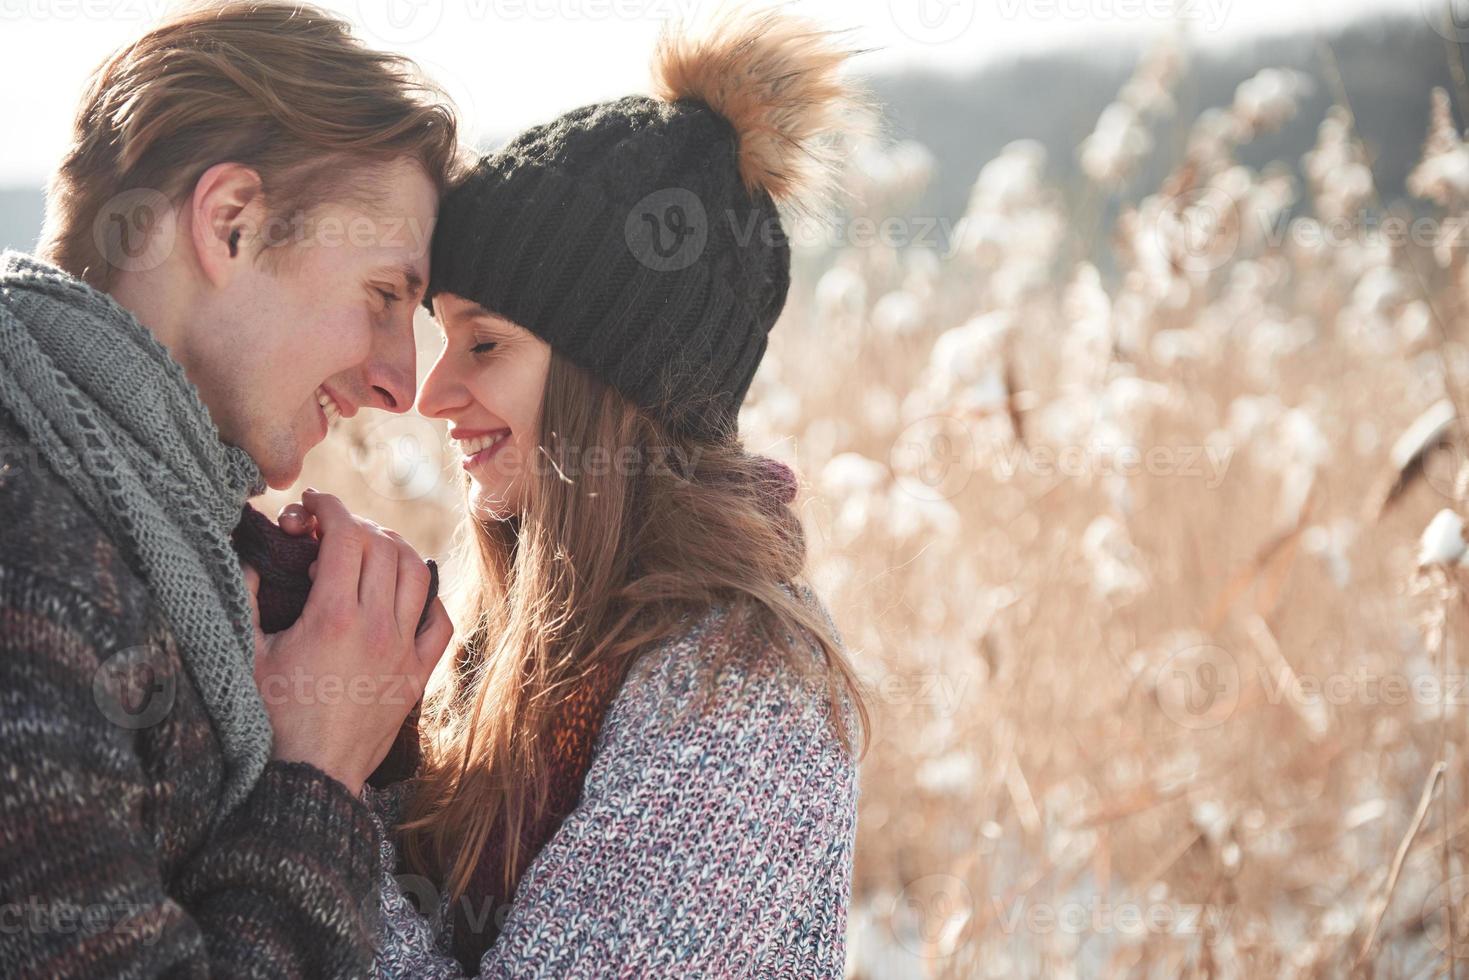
[{"xmin": 468, "ymin": 482, "xmax": 518, "ymax": 522}]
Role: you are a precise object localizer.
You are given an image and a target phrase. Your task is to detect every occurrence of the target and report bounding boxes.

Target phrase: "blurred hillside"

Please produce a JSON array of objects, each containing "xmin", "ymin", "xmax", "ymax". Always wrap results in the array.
[
  {"xmin": 0, "ymin": 13, "xmax": 1457, "ymax": 262},
  {"xmin": 0, "ymin": 188, "xmax": 41, "ymax": 255},
  {"xmin": 882, "ymin": 14, "xmax": 1457, "ymax": 225}
]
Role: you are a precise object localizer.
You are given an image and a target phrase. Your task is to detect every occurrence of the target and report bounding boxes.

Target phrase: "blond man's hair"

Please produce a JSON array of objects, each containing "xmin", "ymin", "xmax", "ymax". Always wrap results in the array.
[{"xmin": 39, "ymin": 1, "xmax": 461, "ymax": 286}]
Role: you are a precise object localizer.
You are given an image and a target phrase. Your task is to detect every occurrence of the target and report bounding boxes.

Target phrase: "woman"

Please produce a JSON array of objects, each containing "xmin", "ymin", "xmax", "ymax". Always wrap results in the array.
[{"xmin": 369, "ymin": 11, "xmax": 870, "ymax": 976}]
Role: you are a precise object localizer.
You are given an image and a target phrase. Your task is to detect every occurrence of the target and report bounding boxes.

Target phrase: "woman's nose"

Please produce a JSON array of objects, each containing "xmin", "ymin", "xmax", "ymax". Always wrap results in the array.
[{"xmin": 415, "ymin": 350, "xmax": 462, "ymax": 420}]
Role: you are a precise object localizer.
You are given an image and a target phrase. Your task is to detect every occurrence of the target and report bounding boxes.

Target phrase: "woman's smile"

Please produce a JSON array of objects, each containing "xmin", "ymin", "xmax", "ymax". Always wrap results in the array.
[{"xmin": 452, "ymin": 427, "xmax": 512, "ymax": 470}]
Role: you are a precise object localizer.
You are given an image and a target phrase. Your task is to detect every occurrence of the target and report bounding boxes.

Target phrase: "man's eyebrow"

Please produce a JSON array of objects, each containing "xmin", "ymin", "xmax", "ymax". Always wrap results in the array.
[
  {"xmin": 374, "ymin": 263, "xmax": 426, "ymax": 300},
  {"xmin": 400, "ymin": 264, "xmax": 426, "ymax": 299}
]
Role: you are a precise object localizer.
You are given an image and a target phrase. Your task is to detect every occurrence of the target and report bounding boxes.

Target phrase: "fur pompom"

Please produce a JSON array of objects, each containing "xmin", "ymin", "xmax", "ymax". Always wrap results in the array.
[{"xmin": 651, "ymin": 8, "xmax": 867, "ymax": 213}]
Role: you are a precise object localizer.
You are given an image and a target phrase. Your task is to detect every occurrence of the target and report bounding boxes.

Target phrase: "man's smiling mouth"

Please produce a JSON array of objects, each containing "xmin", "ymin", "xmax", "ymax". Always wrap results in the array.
[{"xmin": 315, "ymin": 386, "xmax": 344, "ymax": 426}]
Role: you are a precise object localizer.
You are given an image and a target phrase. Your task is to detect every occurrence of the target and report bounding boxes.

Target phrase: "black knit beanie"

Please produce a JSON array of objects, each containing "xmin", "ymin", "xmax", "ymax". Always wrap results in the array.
[{"xmin": 424, "ymin": 10, "xmax": 861, "ymax": 442}]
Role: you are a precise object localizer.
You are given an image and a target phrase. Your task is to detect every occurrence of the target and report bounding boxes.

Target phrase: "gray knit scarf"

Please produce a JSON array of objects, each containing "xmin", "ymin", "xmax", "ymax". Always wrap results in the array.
[{"xmin": 0, "ymin": 251, "xmax": 271, "ymax": 821}]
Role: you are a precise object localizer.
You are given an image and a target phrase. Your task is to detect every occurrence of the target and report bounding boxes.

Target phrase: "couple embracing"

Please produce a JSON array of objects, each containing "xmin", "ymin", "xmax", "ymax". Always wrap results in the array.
[{"xmin": 0, "ymin": 1, "xmax": 868, "ymax": 977}]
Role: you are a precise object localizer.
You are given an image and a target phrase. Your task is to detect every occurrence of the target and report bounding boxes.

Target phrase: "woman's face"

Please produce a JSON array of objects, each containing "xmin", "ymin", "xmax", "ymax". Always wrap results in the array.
[{"xmin": 417, "ymin": 293, "xmax": 552, "ymax": 519}]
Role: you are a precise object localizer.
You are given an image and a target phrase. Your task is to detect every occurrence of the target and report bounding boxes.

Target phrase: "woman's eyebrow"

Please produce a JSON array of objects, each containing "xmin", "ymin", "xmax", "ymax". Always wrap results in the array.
[{"xmin": 442, "ymin": 309, "xmax": 504, "ymax": 333}]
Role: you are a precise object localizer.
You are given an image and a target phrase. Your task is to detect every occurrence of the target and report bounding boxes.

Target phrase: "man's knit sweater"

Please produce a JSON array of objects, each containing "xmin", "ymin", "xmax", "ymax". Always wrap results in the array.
[
  {"xmin": 0, "ymin": 411, "xmax": 382, "ymax": 977},
  {"xmin": 371, "ymin": 599, "xmax": 862, "ymax": 978}
]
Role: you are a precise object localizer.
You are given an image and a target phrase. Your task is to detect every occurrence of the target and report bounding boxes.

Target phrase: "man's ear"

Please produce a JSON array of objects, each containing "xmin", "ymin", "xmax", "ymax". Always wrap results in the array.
[{"xmin": 190, "ymin": 162, "xmax": 266, "ymax": 288}]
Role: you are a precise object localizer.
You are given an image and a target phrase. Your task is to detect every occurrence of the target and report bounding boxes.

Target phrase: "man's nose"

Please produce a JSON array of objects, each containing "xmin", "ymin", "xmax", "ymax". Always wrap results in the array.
[{"xmin": 362, "ymin": 322, "xmax": 419, "ymax": 414}]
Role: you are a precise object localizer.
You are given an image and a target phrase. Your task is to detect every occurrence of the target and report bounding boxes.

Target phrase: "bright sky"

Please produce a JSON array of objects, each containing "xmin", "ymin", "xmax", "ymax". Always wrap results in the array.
[{"xmin": 0, "ymin": 0, "xmax": 1425, "ymax": 184}]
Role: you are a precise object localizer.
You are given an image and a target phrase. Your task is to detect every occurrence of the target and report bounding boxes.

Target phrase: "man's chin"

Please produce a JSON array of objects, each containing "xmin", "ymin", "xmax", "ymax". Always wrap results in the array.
[
  {"xmin": 252, "ymin": 441, "xmax": 307, "ymax": 492},
  {"xmin": 262, "ymin": 469, "xmax": 303, "ymax": 492},
  {"xmin": 227, "ymin": 425, "xmax": 309, "ymax": 494}
]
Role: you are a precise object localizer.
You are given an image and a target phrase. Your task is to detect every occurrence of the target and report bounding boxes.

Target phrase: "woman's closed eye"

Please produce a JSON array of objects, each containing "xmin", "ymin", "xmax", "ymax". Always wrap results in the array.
[{"xmin": 471, "ymin": 340, "xmax": 498, "ymax": 355}]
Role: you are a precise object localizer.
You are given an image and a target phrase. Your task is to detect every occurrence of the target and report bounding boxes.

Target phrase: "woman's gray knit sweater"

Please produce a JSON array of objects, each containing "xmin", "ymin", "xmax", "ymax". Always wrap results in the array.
[{"xmin": 369, "ymin": 600, "xmax": 862, "ymax": 978}]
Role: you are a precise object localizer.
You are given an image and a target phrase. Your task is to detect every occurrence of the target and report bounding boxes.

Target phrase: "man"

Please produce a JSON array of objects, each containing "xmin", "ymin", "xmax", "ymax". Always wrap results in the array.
[{"xmin": 0, "ymin": 3, "xmax": 458, "ymax": 975}]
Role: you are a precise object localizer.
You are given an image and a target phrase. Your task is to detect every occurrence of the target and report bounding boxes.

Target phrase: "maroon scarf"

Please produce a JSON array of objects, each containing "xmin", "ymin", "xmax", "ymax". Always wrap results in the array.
[{"xmin": 450, "ymin": 657, "xmax": 627, "ymax": 967}]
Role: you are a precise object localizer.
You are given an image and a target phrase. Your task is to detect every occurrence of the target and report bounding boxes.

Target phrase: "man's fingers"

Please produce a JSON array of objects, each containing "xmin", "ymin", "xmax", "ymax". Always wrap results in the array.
[
  {"xmin": 379, "ymin": 529, "xmax": 429, "ymax": 633},
  {"xmin": 393, "ymin": 551, "xmax": 430, "ymax": 635},
  {"xmin": 276, "ymin": 503, "xmax": 318, "ymax": 538},
  {"xmin": 357, "ymin": 528, "xmax": 400, "ymax": 611},
  {"xmin": 413, "ymin": 599, "xmax": 453, "ymax": 676},
  {"xmin": 300, "ymin": 490, "xmax": 363, "ymax": 603}
]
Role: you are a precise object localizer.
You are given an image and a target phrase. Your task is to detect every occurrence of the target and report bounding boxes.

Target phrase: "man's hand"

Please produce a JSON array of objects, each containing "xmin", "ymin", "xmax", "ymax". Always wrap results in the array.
[
  {"xmin": 244, "ymin": 490, "xmax": 451, "ymax": 796},
  {"xmin": 275, "ymin": 500, "xmax": 317, "ymax": 538}
]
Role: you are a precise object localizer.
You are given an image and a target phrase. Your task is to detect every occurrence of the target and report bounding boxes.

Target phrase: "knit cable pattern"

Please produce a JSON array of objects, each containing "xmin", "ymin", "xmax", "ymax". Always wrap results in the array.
[{"xmin": 0, "ymin": 250, "xmax": 270, "ymax": 821}]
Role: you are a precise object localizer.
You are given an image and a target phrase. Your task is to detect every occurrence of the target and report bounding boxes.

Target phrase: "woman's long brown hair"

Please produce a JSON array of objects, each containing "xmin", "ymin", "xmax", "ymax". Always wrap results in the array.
[{"xmin": 398, "ymin": 354, "xmax": 869, "ymax": 903}]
